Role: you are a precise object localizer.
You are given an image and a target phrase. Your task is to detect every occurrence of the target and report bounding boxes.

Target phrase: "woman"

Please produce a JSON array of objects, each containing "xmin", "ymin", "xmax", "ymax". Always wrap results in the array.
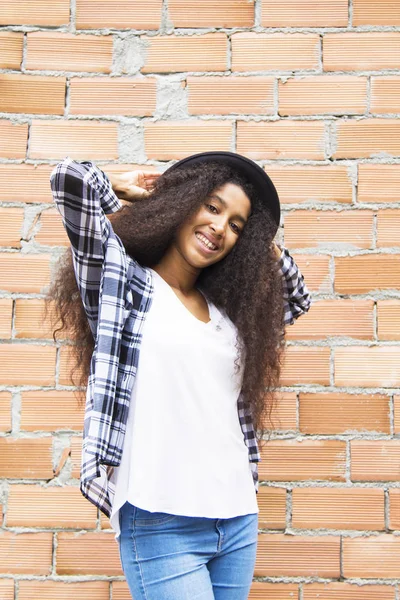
[{"xmin": 48, "ymin": 151, "xmax": 311, "ymax": 600}]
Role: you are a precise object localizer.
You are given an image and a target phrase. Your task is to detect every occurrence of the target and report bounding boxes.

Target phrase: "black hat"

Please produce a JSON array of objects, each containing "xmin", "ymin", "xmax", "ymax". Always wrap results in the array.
[{"xmin": 163, "ymin": 151, "xmax": 280, "ymax": 233}]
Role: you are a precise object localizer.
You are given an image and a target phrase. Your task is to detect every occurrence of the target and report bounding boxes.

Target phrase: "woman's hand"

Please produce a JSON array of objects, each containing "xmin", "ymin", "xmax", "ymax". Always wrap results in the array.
[
  {"xmin": 107, "ymin": 169, "xmax": 161, "ymax": 202},
  {"xmin": 272, "ymin": 242, "xmax": 282, "ymax": 259}
]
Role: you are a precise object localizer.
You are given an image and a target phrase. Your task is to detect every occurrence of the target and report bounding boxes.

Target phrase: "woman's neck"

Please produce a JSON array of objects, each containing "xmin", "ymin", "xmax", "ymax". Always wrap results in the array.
[{"xmin": 152, "ymin": 247, "xmax": 200, "ymax": 295}]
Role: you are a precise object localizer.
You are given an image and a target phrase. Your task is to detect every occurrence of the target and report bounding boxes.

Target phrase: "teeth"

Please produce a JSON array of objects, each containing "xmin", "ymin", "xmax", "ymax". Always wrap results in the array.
[{"xmin": 196, "ymin": 233, "xmax": 218, "ymax": 250}]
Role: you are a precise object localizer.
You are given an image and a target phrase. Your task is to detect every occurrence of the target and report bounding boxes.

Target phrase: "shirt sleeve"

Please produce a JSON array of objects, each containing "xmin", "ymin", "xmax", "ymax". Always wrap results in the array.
[
  {"xmin": 50, "ymin": 156, "xmax": 123, "ymax": 335},
  {"xmin": 277, "ymin": 245, "xmax": 312, "ymax": 326}
]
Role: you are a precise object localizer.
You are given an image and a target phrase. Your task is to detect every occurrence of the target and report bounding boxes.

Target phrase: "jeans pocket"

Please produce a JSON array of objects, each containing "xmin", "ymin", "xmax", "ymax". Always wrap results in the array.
[{"xmin": 133, "ymin": 505, "xmax": 177, "ymax": 527}]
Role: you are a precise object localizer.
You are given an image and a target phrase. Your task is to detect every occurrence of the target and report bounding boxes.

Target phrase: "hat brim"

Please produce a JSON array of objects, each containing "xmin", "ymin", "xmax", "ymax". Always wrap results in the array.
[{"xmin": 163, "ymin": 151, "xmax": 280, "ymax": 233}]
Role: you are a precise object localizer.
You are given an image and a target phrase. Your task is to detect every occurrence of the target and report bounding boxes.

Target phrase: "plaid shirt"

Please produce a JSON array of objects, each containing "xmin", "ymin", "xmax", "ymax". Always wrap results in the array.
[{"xmin": 50, "ymin": 157, "xmax": 312, "ymax": 517}]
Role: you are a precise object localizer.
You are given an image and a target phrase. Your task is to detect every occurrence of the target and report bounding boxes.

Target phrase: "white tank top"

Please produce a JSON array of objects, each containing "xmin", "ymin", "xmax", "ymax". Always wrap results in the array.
[{"xmin": 109, "ymin": 268, "xmax": 258, "ymax": 538}]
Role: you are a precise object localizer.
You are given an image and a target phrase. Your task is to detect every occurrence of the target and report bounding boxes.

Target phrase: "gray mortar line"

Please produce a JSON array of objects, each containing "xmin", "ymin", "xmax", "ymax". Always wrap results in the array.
[
  {"xmin": 70, "ymin": 0, "xmax": 76, "ymax": 33},
  {"xmin": 21, "ymin": 32, "xmax": 27, "ymax": 71},
  {"xmin": 227, "ymin": 33, "xmax": 232, "ymax": 72},
  {"xmin": 254, "ymin": 0, "xmax": 262, "ymax": 28},
  {"xmin": 390, "ymin": 394, "xmax": 395, "ymax": 437},
  {"xmin": 385, "ymin": 487, "xmax": 390, "ymax": 531},
  {"xmin": 286, "ymin": 487, "xmax": 292, "ymax": 530},
  {"xmin": 318, "ymin": 33, "xmax": 323, "ymax": 73},
  {"xmin": 64, "ymin": 78, "xmax": 70, "ymax": 117}
]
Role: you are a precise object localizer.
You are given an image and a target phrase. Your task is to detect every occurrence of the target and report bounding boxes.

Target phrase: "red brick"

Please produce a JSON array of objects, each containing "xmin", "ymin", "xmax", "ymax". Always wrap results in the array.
[
  {"xmin": 237, "ymin": 120, "xmax": 325, "ymax": 160},
  {"xmin": 0, "ymin": 344, "xmax": 56, "ymax": 386},
  {"xmin": 59, "ymin": 347, "xmax": 84, "ymax": 387},
  {"xmin": 69, "ymin": 77, "xmax": 157, "ymax": 116},
  {"xmin": 395, "ymin": 396, "xmax": 400, "ymax": 434},
  {"xmin": 0, "ymin": 120, "xmax": 28, "ymax": 159},
  {"xmin": 261, "ymin": 0, "xmax": 348, "ymax": 26},
  {"xmin": 324, "ymin": 33, "xmax": 400, "ymax": 71},
  {"xmin": 259, "ymin": 440, "xmax": 346, "ymax": 482},
  {"xmin": 0, "ymin": 298, "xmax": 13, "ymax": 338},
  {"xmin": 15, "ymin": 298, "xmax": 57, "ymax": 339},
  {"xmin": 187, "ymin": 76, "xmax": 274, "ymax": 115},
  {"xmin": 292, "ymin": 487, "xmax": 385, "ymax": 530},
  {"xmin": 249, "ymin": 582, "xmax": 299, "ymax": 599},
  {"xmin": 100, "ymin": 512, "xmax": 112, "ymax": 530},
  {"xmin": 0, "ymin": 580, "xmax": 13, "ymax": 600},
  {"xmin": 284, "ymin": 210, "xmax": 373, "ymax": 250},
  {"xmin": 389, "ymin": 489, "xmax": 400, "ymax": 530},
  {"xmin": 21, "ymin": 390, "xmax": 84, "ymax": 431},
  {"xmin": 300, "ymin": 393, "xmax": 390, "ymax": 434},
  {"xmin": 141, "ymin": 34, "xmax": 228, "ymax": 73},
  {"xmin": 76, "ymin": 0, "xmax": 162, "ymax": 29},
  {"xmin": 335, "ymin": 119, "xmax": 400, "ymax": 159},
  {"xmin": 255, "ymin": 534, "xmax": 340, "ymax": 577},
  {"xmin": 0, "ymin": 1, "xmax": 69, "ymax": 26},
  {"xmin": 26, "ymin": 31, "xmax": 113, "ymax": 73},
  {"xmin": 57, "ymin": 532, "xmax": 123, "ymax": 575},
  {"xmin": 144, "ymin": 121, "xmax": 232, "ymax": 160},
  {"xmin": 377, "ymin": 209, "xmax": 400, "ymax": 247},
  {"xmin": 0, "ymin": 74, "xmax": 65, "ymax": 115},
  {"xmin": 0, "ymin": 208, "xmax": 24, "ymax": 248},
  {"xmin": 29, "ymin": 120, "xmax": 118, "ymax": 160},
  {"xmin": 343, "ymin": 534, "xmax": 400, "ymax": 578},
  {"xmin": 0, "ymin": 437, "xmax": 53, "ymax": 479},
  {"xmin": 0, "ymin": 164, "xmax": 53, "ymax": 203},
  {"xmin": 265, "ymin": 165, "xmax": 353, "ymax": 205},
  {"xmin": 303, "ymin": 582, "xmax": 395, "ymax": 600},
  {"xmin": 293, "ymin": 254, "xmax": 331, "ymax": 293},
  {"xmin": 353, "ymin": 0, "xmax": 400, "ymax": 26},
  {"xmin": 7, "ymin": 484, "xmax": 96, "ymax": 528},
  {"xmin": 335, "ymin": 255, "xmax": 400, "ymax": 294},
  {"xmin": 0, "ymin": 31, "xmax": 23, "ymax": 69},
  {"xmin": 287, "ymin": 300, "xmax": 374, "ymax": 341},
  {"xmin": 0, "ymin": 531, "xmax": 52, "ymax": 574},
  {"xmin": 232, "ymin": 33, "xmax": 320, "ymax": 72},
  {"xmin": 280, "ymin": 346, "xmax": 331, "ymax": 386},
  {"xmin": 257, "ymin": 486, "xmax": 286, "ymax": 529},
  {"xmin": 279, "ymin": 76, "xmax": 367, "ymax": 116},
  {"xmin": 169, "ymin": 0, "xmax": 254, "ymax": 27},
  {"xmin": 351, "ymin": 440, "xmax": 400, "ymax": 482},
  {"xmin": 112, "ymin": 581, "xmax": 133, "ymax": 600},
  {"xmin": 0, "ymin": 253, "xmax": 51, "ymax": 293},
  {"xmin": 0, "ymin": 391, "xmax": 12, "ymax": 432},
  {"xmin": 265, "ymin": 392, "xmax": 297, "ymax": 431},
  {"xmin": 335, "ymin": 347, "xmax": 400, "ymax": 388},
  {"xmin": 371, "ymin": 77, "xmax": 400, "ymax": 114},
  {"xmin": 358, "ymin": 164, "xmax": 400, "ymax": 204},
  {"xmin": 19, "ymin": 581, "xmax": 109, "ymax": 600},
  {"xmin": 70, "ymin": 437, "xmax": 82, "ymax": 478},
  {"xmin": 35, "ymin": 209, "xmax": 69, "ymax": 247}
]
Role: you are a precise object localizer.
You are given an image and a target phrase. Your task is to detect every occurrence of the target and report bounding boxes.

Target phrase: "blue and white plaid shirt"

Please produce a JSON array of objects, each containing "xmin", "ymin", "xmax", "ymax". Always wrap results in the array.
[{"xmin": 50, "ymin": 157, "xmax": 312, "ymax": 517}]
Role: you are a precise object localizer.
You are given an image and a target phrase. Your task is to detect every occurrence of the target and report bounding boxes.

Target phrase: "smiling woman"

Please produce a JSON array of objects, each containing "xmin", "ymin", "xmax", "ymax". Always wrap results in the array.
[{"xmin": 46, "ymin": 152, "xmax": 311, "ymax": 600}]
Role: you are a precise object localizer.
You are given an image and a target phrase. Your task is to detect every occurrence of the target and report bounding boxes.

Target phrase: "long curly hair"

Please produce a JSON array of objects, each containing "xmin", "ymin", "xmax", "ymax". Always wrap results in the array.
[{"xmin": 46, "ymin": 161, "xmax": 285, "ymax": 441}]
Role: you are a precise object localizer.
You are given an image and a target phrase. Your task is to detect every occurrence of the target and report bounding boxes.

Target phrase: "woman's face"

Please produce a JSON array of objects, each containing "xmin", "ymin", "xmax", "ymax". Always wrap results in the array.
[{"xmin": 173, "ymin": 182, "xmax": 252, "ymax": 269}]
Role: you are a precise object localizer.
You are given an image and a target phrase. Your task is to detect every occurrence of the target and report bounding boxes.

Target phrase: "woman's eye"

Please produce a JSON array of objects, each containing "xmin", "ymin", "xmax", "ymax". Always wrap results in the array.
[
  {"xmin": 231, "ymin": 223, "xmax": 241, "ymax": 234},
  {"xmin": 206, "ymin": 204, "xmax": 218, "ymax": 213}
]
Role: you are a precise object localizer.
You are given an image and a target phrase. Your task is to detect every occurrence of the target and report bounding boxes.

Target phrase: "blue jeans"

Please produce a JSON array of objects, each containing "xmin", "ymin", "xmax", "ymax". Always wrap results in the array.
[{"xmin": 118, "ymin": 501, "xmax": 258, "ymax": 600}]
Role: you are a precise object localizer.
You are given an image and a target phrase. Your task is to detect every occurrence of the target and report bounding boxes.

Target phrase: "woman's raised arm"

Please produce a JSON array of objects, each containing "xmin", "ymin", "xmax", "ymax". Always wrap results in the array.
[{"xmin": 50, "ymin": 157, "xmax": 124, "ymax": 335}]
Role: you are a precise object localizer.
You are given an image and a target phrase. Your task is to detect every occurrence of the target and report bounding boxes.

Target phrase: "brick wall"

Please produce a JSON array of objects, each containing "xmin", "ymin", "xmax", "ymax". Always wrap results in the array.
[{"xmin": 0, "ymin": 1, "xmax": 400, "ymax": 598}]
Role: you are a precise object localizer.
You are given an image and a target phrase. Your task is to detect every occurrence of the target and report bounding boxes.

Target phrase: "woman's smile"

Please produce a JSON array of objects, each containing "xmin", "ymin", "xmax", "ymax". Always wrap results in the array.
[{"xmin": 195, "ymin": 232, "xmax": 221, "ymax": 254}]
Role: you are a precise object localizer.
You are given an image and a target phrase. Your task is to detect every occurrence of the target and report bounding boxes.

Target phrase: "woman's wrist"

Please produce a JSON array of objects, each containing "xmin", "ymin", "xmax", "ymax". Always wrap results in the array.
[
  {"xmin": 106, "ymin": 172, "xmax": 128, "ymax": 198},
  {"xmin": 272, "ymin": 242, "xmax": 282, "ymax": 259}
]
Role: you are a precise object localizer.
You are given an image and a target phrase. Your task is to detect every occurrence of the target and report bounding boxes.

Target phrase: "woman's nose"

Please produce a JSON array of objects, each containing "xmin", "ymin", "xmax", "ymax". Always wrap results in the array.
[{"xmin": 211, "ymin": 219, "xmax": 226, "ymax": 235}]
